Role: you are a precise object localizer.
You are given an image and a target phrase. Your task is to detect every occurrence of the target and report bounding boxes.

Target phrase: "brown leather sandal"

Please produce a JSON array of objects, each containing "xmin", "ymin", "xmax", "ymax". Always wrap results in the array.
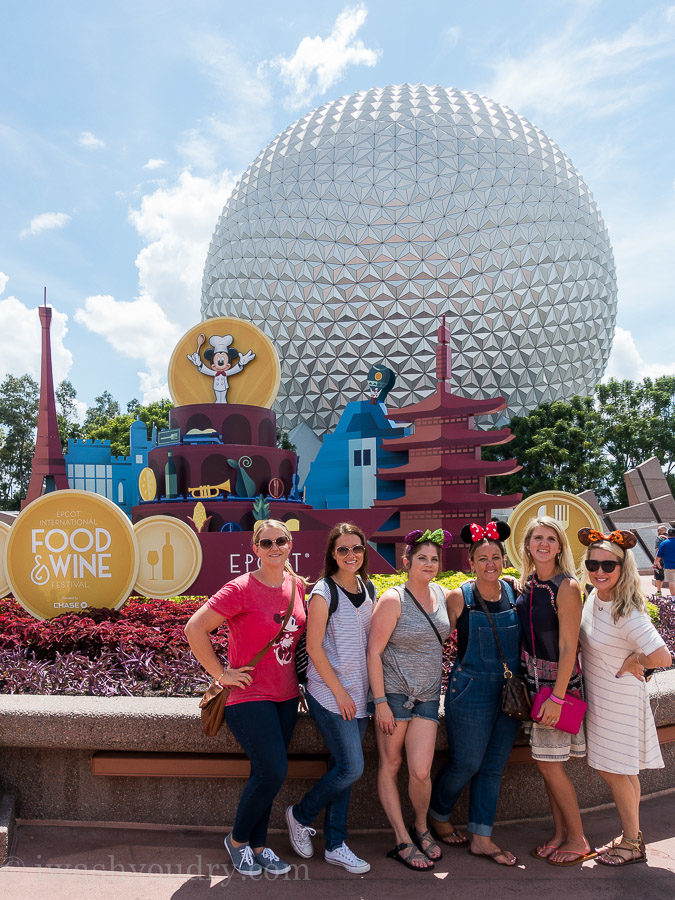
[{"xmin": 596, "ymin": 835, "xmax": 647, "ymax": 867}]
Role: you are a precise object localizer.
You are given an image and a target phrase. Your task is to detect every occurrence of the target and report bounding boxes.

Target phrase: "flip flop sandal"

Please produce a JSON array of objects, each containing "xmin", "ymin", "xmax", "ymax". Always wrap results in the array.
[
  {"xmin": 468, "ymin": 848, "xmax": 518, "ymax": 866},
  {"xmin": 429, "ymin": 823, "xmax": 470, "ymax": 847},
  {"xmin": 386, "ymin": 842, "xmax": 435, "ymax": 871},
  {"xmin": 530, "ymin": 843, "xmax": 560, "ymax": 860},
  {"xmin": 547, "ymin": 847, "xmax": 597, "ymax": 867},
  {"xmin": 410, "ymin": 825, "xmax": 443, "ymax": 861}
]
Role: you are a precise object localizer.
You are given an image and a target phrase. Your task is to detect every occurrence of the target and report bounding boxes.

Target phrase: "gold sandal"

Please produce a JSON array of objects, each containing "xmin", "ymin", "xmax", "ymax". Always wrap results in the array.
[{"xmin": 596, "ymin": 834, "xmax": 647, "ymax": 867}]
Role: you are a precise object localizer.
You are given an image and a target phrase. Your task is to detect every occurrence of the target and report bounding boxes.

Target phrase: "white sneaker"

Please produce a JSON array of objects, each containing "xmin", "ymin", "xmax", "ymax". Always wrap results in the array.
[
  {"xmin": 285, "ymin": 805, "xmax": 316, "ymax": 858},
  {"xmin": 324, "ymin": 842, "xmax": 370, "ymax": 874}
]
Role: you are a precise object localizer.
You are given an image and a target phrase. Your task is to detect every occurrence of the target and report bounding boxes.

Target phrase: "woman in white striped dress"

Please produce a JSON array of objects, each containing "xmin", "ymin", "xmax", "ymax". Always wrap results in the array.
[{"xmin": 578, "ymin": 528, "xmax": 672, "ymax": 866}]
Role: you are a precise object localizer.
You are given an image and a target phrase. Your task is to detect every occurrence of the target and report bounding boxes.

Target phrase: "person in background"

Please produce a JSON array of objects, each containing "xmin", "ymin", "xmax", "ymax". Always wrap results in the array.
[
  {"xmin": 429, "ymin": 520, "xmax": 520, "ymax": 867},
  {"xmin": 652, "ymin": 524, "xmax": 668, "ymax": 599},
  {"xmin": 184, "ymin": 519, "xmax": 306, "ymax": 877},
  {"xmin": 367, "ymin": 528, "xmax": 453, "ymax": 872},
  {"xmin": 654, "ymin": 527, "xmax": 675, "ymax": 601},
  {"xmin": 516, "ymin": 516, "xmax": 594, "ymax": 866},
  {"xmin": 578, "ymin": 528, "xmax": 671, "ymax": 866},
  {"xmin": 286, "ymin": 523, "xmax": 374, "ymax": 874}
]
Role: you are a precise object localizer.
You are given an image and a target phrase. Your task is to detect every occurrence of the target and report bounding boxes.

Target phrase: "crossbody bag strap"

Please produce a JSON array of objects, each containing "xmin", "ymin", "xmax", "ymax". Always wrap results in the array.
[
  {"xmin": 247, "ymin": 574, "xmax": 297, "ymax": 668},
  {"xmin": 403, "ymin": 585, "xmax": 443, "ymax": 646},
  {"xmin": 472, "ymin": 582, "xmax": 512, "ymax": 678},
  {"xmin": 529, "ymin": 579, "xmax": 540, "ymax": 693}
]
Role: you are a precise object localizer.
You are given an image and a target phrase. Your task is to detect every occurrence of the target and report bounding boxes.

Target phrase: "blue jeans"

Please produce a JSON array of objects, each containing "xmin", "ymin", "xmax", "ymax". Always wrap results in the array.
[
  {"xmin": 224, "ymin": 698, "xmax": 298, "ymax": 847},
  {"xmin": 293, "ymin": 691, "xmax": 368, "ymax": 850}
]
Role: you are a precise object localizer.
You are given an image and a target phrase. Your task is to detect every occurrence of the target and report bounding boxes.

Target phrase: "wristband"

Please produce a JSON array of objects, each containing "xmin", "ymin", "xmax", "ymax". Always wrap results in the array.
[
  {"xmin": 373, "ymin": 696, "xmax": 388, "ymax": 705},
  {"xmin": 215, "ymin": 670, "xmax": 227, "ymax": 686},
  {"xmin": 548, "ymin": 694, "xmax": 565, "ymax": 706}
]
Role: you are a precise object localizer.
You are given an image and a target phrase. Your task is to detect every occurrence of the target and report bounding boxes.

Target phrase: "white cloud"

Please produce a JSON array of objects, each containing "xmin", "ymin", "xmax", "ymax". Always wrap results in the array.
[
  {"xmin": 0, "ymin": 272, "xmax": 8, "ymax": 295},
  {"xmin": 78, "ymin": 131, "xmax": 105, "ymax": 149},
  {"xmin": 75, "ymin": 168, "xmax": 236, "ymax": 402},
  {"xmin": 444, "ymin": 26, "xmax": 461, "ymax": 47},
  {"xmin": 268, "ymin": 4, "xmax": 381, "ymax": 109},
  {"xmin": 0, "ymin": 294, "xmax": 73, "ymax": 384},
  {"xmin": 484, "ymin": 7, "xmax": 675, "ymax": 117},
  {"xmin": 19, "ymin": 211, "xmax": 71, "ymax": 238},
  {"xmin": 604, "ymin": 326, "xmax": 675, "ymax": 381},
  {"xmin": 143, "ymin": 158, "xmax": 167, "ymax": 170}
]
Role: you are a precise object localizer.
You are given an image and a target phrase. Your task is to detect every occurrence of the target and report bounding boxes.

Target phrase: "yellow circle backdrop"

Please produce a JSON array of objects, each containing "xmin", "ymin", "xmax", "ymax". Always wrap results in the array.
[
  {"xmin": 4, "ymin": 490, "xmax": 139, "ymax": 620},
  {"xmin": 505, "ymin": 490, "xmax": 604, "ymax": 572},
  {"xmin": 133, "ymin": 516, "xmax": 203, "ymax": 599},
  {"xmin": 0, "ymin": 522, "xmax": 12, "ymax": 597},
  {"xmin": 138, "ymin": 467, "xmax": 157, "ymax": 502},
  {"xmin": 168, "ymin": 317, "xmax": 281, "ymax": 408}
]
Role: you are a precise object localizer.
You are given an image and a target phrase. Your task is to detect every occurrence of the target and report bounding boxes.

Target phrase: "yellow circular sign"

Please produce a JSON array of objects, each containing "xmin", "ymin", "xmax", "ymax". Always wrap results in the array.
[
  {"xmin": 0, "ymin": 522, "xmax": 12, "ymax": 597},
  {"xmin": 505, "ymin": 490, "xmax": 604, "ymax": 572},
  {"xmin": 168, "ymin": 317, "xmax": 281, "ymax": 408},
  {"xmin": 4, "ymin": 490, "xmax": 139, "ymax": 620},
  {"xmin": 138, "ymin": 467, "xmax": 157, "ymax": 502},
  {"xmin": 133, "ymin": 516, "xmax": 203, "ymax": 599}
]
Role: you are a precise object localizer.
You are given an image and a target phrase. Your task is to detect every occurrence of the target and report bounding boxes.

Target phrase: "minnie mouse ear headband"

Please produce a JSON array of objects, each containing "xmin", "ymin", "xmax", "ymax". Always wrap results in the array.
[
  {"xmin": 460, "ymin": 520, "xmax": 511, "ymax": 543},
  {"xmin": 404, "ymin": 528, "xmax": 453, "ymax": 550},
  {"xmin": 577, "ymin": 527, "xmax": 637, "ymax": 550}
]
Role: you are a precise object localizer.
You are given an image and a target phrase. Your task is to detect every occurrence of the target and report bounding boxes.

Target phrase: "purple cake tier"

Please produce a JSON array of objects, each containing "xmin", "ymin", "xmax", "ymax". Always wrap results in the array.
[{"xmin": 169, "ymin": 403, "xmax": 277, "ymax": 447}]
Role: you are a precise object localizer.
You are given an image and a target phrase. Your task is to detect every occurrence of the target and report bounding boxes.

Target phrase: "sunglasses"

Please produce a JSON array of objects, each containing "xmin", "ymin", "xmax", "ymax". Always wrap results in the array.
[
  {"xmin": 257, "ymin": 537, "xmax": 290, "ymax": 549},
  {"xmin": 335, "ymin": 544, "xmax": 365, "ymax": 556},
  {"xmin": 585, "ymin": 559, "xmax": 622, "ymax": 573}
]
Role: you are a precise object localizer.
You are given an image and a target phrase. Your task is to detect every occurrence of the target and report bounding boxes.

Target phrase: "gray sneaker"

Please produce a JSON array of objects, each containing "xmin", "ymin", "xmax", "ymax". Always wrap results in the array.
[
  {"xmin": 224, "ymin": 833, "xmax": 262, "ymax": 876},
  {"xmin": 254, "ymin": 847, "xmax": 292, "ymax": 874},
  {"xmin": 285, "ymin": 804, "xmax": 316, "ymax": 858},
  {"xmin": 325, "ymin": 842, "xmax": 370, "ymax": 874}
]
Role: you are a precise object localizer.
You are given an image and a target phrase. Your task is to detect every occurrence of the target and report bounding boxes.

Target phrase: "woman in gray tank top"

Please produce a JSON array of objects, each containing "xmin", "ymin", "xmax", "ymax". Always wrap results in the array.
[{"xmin": 367, "ymin": 528, "xmax": 453, "ymax": 872}]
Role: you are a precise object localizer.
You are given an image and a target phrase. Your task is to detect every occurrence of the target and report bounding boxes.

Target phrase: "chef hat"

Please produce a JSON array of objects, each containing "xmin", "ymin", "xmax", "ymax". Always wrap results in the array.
[{"xmin": 208, "ymin": 335, "xmax": 234, "ymax": 353}]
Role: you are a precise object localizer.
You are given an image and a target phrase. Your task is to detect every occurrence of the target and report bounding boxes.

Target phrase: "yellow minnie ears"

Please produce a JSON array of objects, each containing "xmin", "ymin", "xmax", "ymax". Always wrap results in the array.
[{"xmin": 577, "ymin": 527, "xmax": 637, "ymax": 550}]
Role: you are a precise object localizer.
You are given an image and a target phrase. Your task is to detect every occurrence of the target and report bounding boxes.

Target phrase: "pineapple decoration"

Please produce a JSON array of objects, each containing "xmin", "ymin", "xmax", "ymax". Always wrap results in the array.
[{"xmin": 253, "ymin": 495, "xmax": 271, "ymax": 521}]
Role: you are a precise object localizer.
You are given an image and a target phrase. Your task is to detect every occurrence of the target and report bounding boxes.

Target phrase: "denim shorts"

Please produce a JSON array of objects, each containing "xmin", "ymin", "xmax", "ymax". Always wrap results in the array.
[{"xmin": 370, "ymin": 692, "xmax": 439, "ymax": 722}]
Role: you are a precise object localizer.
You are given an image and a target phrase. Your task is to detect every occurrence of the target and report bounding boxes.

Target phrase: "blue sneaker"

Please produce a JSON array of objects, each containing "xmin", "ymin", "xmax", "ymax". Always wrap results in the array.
[
  {"xmin": 224, "ymin": 833, "xmax": 262, "ymax": 876},
  {"xmin": 254, "ymin": 847, "xmax": 292, "ymax": 874}
]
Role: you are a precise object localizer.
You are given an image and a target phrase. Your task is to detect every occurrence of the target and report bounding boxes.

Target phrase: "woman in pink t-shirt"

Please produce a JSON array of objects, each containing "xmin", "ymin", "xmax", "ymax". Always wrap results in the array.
[{"xmin": 185, "ymin": 519, "xmax": 306, "ymax": 877}]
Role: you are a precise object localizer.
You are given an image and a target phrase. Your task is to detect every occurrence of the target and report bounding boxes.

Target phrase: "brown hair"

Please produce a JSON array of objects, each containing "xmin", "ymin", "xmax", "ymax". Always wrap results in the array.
[{"xmin": 320, "ymin": 522, "xmax": 370, "ymax": 581}]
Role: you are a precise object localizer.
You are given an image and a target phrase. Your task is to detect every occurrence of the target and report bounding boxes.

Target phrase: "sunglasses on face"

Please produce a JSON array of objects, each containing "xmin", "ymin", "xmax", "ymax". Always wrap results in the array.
[
  {"xmin": 585, "ymin": 559, "xmax": 622, "ymax": 573},
  {"xmin": 257, "ymin": 537, "xmax": 290, "ymax": 549},
  {"xmin": 335, "ymin": 544, "xmax": 365, "ymax": 556}
]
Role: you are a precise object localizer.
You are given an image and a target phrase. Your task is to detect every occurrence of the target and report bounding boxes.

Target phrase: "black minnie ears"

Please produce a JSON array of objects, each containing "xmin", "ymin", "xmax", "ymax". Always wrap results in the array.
[
  {"xmin": 460, "ymin": 520, "xmax": 511, "ymax": 543},
  {"xmin": 577, "ymin": 527, "xmax": 637, "ymax": 550}
]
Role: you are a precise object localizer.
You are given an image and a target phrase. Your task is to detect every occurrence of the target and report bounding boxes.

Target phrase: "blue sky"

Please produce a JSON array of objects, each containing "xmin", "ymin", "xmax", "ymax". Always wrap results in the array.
[{"xmin": 2, "ymin": 0, "xmax": 674, "ymax": 418}]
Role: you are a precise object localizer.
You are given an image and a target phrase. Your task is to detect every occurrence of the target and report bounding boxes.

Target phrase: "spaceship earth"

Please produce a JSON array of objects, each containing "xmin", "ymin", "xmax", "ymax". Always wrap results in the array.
[{"xmin": 201, "ymin": 84, "xmax": 617, "ymax": 434}]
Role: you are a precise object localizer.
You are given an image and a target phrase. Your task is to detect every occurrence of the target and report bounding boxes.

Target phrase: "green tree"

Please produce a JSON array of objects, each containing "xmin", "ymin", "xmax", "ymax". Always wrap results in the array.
[
  {"xmin": 485, "ymin": 395, "xmax": 612, "ymax": 505},
  {"xmin": 83, "ymin": 391, "xmax": 121, "ymax": 431},
  {"xmin": 84, "ymin": 398, "xmax": 174, "ymax": 456},
  {"xmin": 55, "ymin": 379, "xmax": 83, "ymax": 450},
  {"xmin": 0, "ymin": 374, "xmax": 39, "ymax": 508}
]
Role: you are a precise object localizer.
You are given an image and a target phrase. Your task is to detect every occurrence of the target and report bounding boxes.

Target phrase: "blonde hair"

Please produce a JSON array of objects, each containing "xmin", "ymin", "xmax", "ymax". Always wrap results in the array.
[
  {"xmin": 580, "ymin": 540, "xmax": 646, "ymax": 622},
  {"xmin": 520, "ymin": 515, "xmax": 576, "ymax": 581},
  {"xmin": 253, "ymin": 518, "xmax": 307, "ymax": 583}
]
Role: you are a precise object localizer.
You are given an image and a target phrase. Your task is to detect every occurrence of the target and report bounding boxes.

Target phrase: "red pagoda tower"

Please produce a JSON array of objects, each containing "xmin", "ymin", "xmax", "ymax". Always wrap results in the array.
[
  {"xmin": 372, "ymin": 317, "xmax": 522, "ymax": 570},
  {"xmin": 23, "ymin": 295, "xmax": 69, "ymax": 507}
]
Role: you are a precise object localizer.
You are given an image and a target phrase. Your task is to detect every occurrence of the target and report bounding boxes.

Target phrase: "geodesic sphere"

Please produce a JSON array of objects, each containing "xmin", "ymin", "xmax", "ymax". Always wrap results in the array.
[{"xmin": 201, "ymin": 84, "xmax": 617, "ymax": 433}]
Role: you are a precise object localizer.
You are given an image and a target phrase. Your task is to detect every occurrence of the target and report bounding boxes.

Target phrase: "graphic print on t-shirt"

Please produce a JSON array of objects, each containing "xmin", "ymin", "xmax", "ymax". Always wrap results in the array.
[{"xmin": 272, "ymin": 612, "xmax": 300, "ymax": 666}]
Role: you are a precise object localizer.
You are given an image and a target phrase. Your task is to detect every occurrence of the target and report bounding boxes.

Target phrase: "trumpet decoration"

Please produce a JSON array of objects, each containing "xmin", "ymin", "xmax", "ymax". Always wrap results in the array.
[{"xmin": 187, "ymin": 479, "xmax": 231, "ymax": 499}]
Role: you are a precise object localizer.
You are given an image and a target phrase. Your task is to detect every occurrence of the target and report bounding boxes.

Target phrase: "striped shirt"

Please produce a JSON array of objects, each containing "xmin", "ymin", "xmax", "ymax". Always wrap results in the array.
[
  {"xmin": 306, "ymin": 577, "xmax": 373, "ymax": 717},
  {"xmin": 579, "ymin": 591, "xmax": 665, "ymax": 774}
]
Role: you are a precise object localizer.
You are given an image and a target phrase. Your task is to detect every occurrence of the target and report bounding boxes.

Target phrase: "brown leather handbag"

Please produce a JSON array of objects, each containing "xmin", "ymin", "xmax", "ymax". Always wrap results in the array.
[{"xmin": 199, "ymin": 575, "xmax": 297, "ymax": 736}]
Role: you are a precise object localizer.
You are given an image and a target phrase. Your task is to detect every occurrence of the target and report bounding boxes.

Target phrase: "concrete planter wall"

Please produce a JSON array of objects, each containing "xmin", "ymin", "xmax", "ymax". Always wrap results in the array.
[{"xmin": 1, "ymin": 670, "xmax": 673, "ymax": 830}]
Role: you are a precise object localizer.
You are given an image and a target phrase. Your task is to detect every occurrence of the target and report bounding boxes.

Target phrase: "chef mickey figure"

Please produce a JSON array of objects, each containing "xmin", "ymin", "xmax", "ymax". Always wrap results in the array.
[{"xmin": 187, "ymin": 333, "xmax": 256, "ymax": 403}]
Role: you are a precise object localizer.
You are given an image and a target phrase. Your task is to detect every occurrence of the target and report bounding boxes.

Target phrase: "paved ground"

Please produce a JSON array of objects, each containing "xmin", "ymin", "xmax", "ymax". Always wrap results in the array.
[{"xmin": 1, "ymin": 790, "xmax": 674, "ymax": 900}]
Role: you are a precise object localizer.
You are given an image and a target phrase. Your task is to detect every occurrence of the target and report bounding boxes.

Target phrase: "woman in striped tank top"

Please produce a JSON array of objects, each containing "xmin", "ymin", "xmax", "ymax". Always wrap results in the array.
[
  {"xmin": 285, "ymin": 523, "xmax": 374, "ymax": 875},
  {"xmin": 578, "ymin": 528, "xmax": 671, "ymax": 866}
]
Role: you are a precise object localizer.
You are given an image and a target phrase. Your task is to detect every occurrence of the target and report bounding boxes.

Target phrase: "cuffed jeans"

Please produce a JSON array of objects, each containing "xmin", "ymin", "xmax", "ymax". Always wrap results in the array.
[
  {"xmin": 224, "ymin": 697, "xmax": 298, "ymax": 847},
  {"xmin": 293, "ymin": 691, "xmax": 368, "ymax": 850}
]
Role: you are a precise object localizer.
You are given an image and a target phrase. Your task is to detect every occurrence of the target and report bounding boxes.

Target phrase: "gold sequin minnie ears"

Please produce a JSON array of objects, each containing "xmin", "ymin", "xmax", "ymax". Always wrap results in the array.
[{"xmin": 577, "ymin": 527, "xmax": 637, "ymax": 550}]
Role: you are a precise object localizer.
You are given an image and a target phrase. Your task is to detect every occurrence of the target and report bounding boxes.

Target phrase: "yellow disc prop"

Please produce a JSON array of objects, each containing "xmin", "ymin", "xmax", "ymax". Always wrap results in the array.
[
  {"xmin": 168, "ymin": 317, "xmax": 281, "ymax": 409},
  {"xmin": 505, "ymin": 490, "xmax": 604, "ymax": 571},
  {"xmin": 4, "ymin": 490, "xmax": 139, "ymax": 620},
  {"xmin": 133, "ymin": 516, "xmax": 203, "ymax": 599},
  {"xmin": 138, "ymin": 467, "xmax": 157, "ymax": 502},
  {"xmin": 0, "ymin": 522, "xmax": 12, "ymax": 597}
]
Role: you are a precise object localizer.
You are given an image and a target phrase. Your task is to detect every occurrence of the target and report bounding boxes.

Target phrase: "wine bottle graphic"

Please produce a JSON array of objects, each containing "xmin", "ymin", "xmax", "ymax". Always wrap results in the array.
[
  {"xmin": 165, "ymin": 450, "xmax": 178, "ymax": 499},
  {"xmin": 161, "ymin": 532, "xmax": 174, "ymax": 580}
]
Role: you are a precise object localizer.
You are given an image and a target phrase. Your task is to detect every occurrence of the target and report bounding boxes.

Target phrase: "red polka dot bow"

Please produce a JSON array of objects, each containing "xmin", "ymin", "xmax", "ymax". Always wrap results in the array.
[{"xmin": 468, "ymin": 522, "xmax": 500, "ymax": 542}]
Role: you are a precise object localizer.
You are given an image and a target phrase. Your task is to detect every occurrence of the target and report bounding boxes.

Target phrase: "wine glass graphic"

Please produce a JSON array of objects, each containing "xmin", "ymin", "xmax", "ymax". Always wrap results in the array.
[{"xmin": 146, "ymin": 549, "xmax": 160, "ymax": 580}]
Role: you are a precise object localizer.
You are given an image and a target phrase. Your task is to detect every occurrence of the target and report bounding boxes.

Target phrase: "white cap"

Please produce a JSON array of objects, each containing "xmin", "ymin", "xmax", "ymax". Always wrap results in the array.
[{"xmin": 209, "ymin": 335, "xmax": 233, "ymax": 352}]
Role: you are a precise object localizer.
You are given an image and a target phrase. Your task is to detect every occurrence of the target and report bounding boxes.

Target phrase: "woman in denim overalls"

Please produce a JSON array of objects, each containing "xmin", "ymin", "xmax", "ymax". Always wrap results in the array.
[{"xmin": 429, "ymin": 521, "xmax": 521, "ymax": 866}]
